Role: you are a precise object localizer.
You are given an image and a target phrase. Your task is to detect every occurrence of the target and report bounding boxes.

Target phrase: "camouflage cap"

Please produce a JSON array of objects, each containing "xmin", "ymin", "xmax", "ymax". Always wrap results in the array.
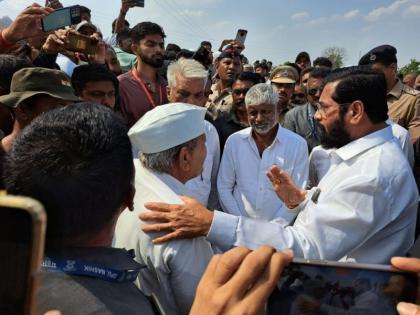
[{"xmin": 0, "ymin": 67, "xmax": 79, "ymax": 108}]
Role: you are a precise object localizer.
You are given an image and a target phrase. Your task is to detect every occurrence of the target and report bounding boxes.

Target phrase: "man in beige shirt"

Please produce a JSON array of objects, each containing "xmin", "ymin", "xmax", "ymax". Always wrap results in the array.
[
  {"xmin": 206, "ymin": 49, "xmax": 242, "ymax": 119},
  {"xmin": 359, "ymin": 44, "xmax": 420, "ymax": 142}
]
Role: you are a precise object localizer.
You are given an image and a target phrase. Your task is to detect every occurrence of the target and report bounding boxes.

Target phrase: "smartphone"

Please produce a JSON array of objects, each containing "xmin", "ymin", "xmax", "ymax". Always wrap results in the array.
[
  {"xmin": 0, "ymin": 195, "xmax": 46, "ymax": 315},
  {"xmin": 235, "ymin": 29, "xmax": 248, "ymax": 46},
  {"xmin": 134, "ymin": 0, "xmax": 145, "ymax": 7},
  {"xmin": 267, "ymin": 258, "xmax": 419, "ymax": 315},
  {"xmin": 66, "ymin": 33, "xmax": 98, "ymax": 55},
  {"xmin": 41, "ymin": 5, "xmax": 81, "ymax": 32}
]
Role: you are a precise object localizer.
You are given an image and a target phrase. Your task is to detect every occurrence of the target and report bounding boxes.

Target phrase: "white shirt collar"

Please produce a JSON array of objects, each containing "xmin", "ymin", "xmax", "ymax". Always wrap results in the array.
[
  {"xmin": 154, "ymin": 172, "xmax": 189, "ymax": 196},
  {"xmin": 333, "ymin": 125, "xmax": 393, "ymax": 162}
]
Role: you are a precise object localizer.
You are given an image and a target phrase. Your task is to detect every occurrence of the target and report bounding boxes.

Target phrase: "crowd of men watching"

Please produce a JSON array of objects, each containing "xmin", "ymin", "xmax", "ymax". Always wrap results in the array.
[{"xmin": 1, "ymin": 1, "xmax": 420, "ymax": 314}]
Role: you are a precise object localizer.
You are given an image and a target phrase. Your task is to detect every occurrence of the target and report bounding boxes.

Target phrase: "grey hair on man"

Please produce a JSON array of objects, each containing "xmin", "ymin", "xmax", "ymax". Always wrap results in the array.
[
  {"xmin": 245, "ymin": 83, "xmax": 278, "ymax": 107},
  {"xmin": 140, "ymin": 138, "xmax": 199, "ymax": 173},
  {"xmin": 167, "ymin": 58, "xmax": 208, "ymax": 89}
]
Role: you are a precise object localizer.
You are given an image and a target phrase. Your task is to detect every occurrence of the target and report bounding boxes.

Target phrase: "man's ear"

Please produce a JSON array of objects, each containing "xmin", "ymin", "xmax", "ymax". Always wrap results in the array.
[
  {"xmin": 123, "ymin": 182, "xmax": 135, "ymax": 212},
  {"xmin": 178, "ymin": 146, "xmax": 192, "ymax": 172},
  {"xmin": 166, "ymin": 86, "xmax": 171, "ymax": 100},
  {"xmin": 15, "ymin": 103, "xmax": 31, "ymax": 122},
  {"xmin": 348, "ymin": 100, "xmax": 364, "ymax": 124},
  {"xmin": 131, "ymin": 42, "xmax": 138, "ymax": 54}
]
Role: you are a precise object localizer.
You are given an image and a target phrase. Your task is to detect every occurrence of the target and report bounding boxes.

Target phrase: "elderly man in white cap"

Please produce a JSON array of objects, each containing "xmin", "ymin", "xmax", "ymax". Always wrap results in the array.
[{"xmin": 114, "ymin": 103, "xmax": 213, "ymax": 315}]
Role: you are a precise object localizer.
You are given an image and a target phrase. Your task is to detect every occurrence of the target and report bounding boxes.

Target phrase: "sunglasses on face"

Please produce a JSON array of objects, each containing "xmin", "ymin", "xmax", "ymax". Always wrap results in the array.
[
  {"xmin": 292, "ymin": 93, "xmax": 305, "ymax": 99},
  {"xmin": 233, "ymin": 88, "xmax": 250, "ymax": 96}
]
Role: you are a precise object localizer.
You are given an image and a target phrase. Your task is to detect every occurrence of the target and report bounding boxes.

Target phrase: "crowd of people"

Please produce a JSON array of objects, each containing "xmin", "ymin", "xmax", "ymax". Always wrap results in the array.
[{"xmin": 1, "ymin": 1, "xmax": 420, "ymax": 314}]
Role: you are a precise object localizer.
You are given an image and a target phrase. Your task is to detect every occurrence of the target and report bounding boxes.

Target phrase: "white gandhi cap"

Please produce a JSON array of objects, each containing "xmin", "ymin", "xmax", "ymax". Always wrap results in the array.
[{"xmin": 128, "ymin": 103, "xmax": 207, "ymax": 154}]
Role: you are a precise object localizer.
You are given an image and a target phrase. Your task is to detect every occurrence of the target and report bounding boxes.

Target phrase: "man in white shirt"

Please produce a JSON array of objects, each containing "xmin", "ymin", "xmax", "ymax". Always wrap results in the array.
[
  {"xmin": 166, "ymin": 58, "xmax": 220, "ymax": 209},
  {"xmin": 218, "ymin": 83, "xmax": 308, "ymax": 222},
  {"xmin": 139, "ymin": 67, "xmax": 418, "ymax": 264},
  {"xmin": 114, "ymin": 104, "xmax": 213, "ymax": 315},
  {"xmin": 308, "ymin": 119, "xmax": 414, "ymax": 188}
]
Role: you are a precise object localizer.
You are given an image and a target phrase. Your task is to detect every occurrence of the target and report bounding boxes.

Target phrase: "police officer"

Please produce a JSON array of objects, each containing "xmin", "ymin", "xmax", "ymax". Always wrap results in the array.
[
  {"xmin": 269, "ymin": 65, "xmax": 299, "ymax": 123},
  {"xmin": 359, "ymin": 45, "xmax": 420, "ymax": 143}
]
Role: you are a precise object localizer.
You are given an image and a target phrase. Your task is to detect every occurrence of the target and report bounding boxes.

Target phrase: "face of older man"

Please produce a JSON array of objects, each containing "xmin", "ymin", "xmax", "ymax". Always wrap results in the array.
[
  {"xmin": 167, "ymin": 75, "xmax": 207, "ymax": 107},
  {"xmin": 247, "ymin": 103, "xmax": 277, "ymax": 135}
]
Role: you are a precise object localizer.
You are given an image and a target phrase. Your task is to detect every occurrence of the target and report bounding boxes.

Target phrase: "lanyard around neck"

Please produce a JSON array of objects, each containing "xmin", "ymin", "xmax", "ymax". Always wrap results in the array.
[
  {"xmin": 42, "ymin": 256, "xmax": 144, "ymax": 283},
  {"xmin": 131, "ymin": 68, "xmax": 163, "ymax": 108}
]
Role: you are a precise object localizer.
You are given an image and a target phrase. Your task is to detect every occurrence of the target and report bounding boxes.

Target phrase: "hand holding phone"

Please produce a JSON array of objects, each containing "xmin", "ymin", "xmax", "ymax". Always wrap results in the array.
[
  {"xmin": 65, "ymin": 33, "xmax": 99, "ymax": 56},
  {"xmin": 41, "ymin": 5, "xmax": 81, "ymax": 32},
  {"xmin": 267, "ymin": 258, "xmax": 419, "ymax": 315}
]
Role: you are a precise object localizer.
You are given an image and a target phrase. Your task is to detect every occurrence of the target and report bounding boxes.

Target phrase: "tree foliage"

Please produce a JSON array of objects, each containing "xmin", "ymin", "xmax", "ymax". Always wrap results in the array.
[
  {"xmin": 398, "ymin": 59, "xmax": 420, "ymax": 77},
  {"xmin": 322, "ymin": 46, "xmax": 346, "ymax": 69}
]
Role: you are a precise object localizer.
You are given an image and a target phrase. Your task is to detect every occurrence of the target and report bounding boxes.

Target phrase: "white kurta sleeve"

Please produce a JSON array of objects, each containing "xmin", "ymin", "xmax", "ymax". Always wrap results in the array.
[
  {"xmin": 217, "ymin": 137, "xmax": 242, "ymax": 215},
  {"xmin": 164, "ymin": 237, "xmax": 214, "ymax": 315}
]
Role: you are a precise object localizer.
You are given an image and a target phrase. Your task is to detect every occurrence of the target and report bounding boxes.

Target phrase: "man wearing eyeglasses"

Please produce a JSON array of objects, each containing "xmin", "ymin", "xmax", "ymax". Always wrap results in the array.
[
  {"xmin": 139, "ymin": 67, "xmax": 418, "ymax": 265},
  {"xmin": 283, "ymin": 67, "xmax": 331, "ymax": 152}
]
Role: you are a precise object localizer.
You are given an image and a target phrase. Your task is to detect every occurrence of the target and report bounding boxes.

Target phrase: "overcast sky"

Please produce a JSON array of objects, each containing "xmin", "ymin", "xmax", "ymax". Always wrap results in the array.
[{"xmin": 1, "ymin": 0, "xmax": 419, "ymax": 67}]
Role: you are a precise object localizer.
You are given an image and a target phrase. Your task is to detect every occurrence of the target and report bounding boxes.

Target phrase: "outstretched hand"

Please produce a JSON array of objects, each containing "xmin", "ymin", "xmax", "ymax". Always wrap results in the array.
[{"xmin": 266, "ymin": 165, "xmax": 306, "ymax": 208}]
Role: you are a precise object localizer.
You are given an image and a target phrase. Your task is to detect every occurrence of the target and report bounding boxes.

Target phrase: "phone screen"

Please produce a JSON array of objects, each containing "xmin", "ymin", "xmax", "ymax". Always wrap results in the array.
[
  {"xmin": 267, "ymin": 260, "xmax": 418, "ymax": 315},
  {"xmin": 0, "ymin": 206, "xmax": 33, "ymax": 314},
  {"xmin": 135, "ymin": 0, "xmax": 145, "ymax": 7}
]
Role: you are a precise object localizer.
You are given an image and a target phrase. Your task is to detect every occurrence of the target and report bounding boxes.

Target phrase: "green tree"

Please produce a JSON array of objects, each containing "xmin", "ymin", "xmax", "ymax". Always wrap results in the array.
[
  {"xmin": 322, "ymin": 46, "xmax": 346, "ymax": 69},
  {"xmin": 398, "ymin": 59, "xmax": 420, "ymax": 77}
]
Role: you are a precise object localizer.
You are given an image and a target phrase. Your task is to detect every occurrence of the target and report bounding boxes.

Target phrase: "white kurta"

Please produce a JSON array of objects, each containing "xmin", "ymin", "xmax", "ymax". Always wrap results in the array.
[
  {"xmin": 308, "ymin": 119, "xmax": 414, "ymax": 188},
  {"xmin": 186, "ymin": 121, "xmax": 220, "ymax": 208},
  {"xmin": 208, "ymin": 126, "xmax": 418, "ymax": 263},
  {"xmin": 217, "ymin": 125, "xmax": 309, "ymax": 222},
  {"xmin": 114, "ymin": 161, "xmax": 213, "ymax": 315}
]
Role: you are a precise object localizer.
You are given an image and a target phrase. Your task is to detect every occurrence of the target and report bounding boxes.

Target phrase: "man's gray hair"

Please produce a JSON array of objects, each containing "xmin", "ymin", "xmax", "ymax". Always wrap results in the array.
[
  {"xmin": 167, "ymin": 58, "xmax": 208, "ymax": 88},
  {"xmin": 245, "ymin": 83, "xmax": 278, "ymax": 107},
  {"xmin": 140, "ymin": 136, "xmax": 199, "ymax": 173}
]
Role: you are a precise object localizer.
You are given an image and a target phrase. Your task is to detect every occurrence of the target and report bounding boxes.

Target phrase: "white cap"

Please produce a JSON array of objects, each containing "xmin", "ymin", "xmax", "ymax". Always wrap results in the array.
[{"xmin": 128, "ymin": 103, "xmax": 206, "ymax": 154}]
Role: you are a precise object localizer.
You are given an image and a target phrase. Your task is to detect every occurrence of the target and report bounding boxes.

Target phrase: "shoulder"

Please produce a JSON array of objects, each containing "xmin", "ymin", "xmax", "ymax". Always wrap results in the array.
[
  {"xmin": 279, "ymin": 126, "xmax": 307, "ymax": 145},
  {"xmin": 204, "ymin": 120, "xmax": 218, "ymax": 136},
  {"xmin": 224, "ymin": 127, "xmax": 250, "ymax": 147},
  {"xmin": 117, "ymin": 71, "xmax": 134, "ymax": 83},
  {"xmin": 286, "ymin": 104, "xmax": 306, "ymax": 116},
  {"xmin": 402, "ymin": 84, "xmax": 420, "ymax": 97}
]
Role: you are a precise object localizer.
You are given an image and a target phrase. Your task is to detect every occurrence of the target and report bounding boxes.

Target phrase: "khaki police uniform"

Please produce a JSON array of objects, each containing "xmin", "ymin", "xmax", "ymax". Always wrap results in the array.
[
  {"xmin": 206, "ymin": 82, "xmax": 233, "ymax": 119},
  {"xmin": 388, "ymin": 79, "xmax": 420, "ymax": 141}
]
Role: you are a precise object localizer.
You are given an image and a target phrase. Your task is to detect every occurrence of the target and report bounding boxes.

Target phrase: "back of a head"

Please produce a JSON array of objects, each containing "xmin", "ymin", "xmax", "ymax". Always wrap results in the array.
[
  {"xmin": 116, "ymin": 27, "xmax": 131, "ymax": 43},
  {"xmin": 321, "ymin": 66, "xmax": 388, "ymax": 124},
  {"xmin": 309, "ymin": 66, "xmax": 331, "ymax": 80},
  {"xmin": 236, "ymin": 71, "xmax": 264, "ymax": 85},
  {"xmin": 313, "ymin": 57, "xmax": 333, "ymax": 69},
  {"xmin": 167, "ymin": 58, "xmax": 208, "ymax": 89},
  {"xmin": 245, "ymin": 83, "xmax": 278, "ymax": 107},
  {"xmin": 4, "ymin": 103, "xmax": 133, "ymax": 247},
  {"xmin": 130, "ymin": 21, "xmax": 166, "ymax": 43},
  {"xmin": 0, "ymin": 55, "xmax": 32, "ymax": 95},
  {"xmin": 71, "ymin": 64, "xmax": 119, "ymax": 95}
]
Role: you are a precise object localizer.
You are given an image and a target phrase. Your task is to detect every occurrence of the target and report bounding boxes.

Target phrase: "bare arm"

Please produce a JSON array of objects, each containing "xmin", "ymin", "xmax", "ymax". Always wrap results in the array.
[{"xmin": 114, "ymin": 0, "xmax": 137, "ymax": 33}]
